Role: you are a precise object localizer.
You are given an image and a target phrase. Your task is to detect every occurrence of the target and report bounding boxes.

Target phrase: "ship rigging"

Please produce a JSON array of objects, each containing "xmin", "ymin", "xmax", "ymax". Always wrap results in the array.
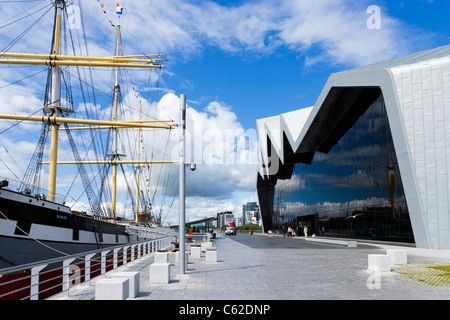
[{"xmin": 0, "ymin": 0, "xmax": 178, "ymax": 225}]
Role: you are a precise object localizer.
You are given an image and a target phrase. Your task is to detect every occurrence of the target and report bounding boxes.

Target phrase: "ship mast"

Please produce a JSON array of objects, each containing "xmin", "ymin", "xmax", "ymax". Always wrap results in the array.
[
  {"xmin": 135, "ymin": 100, "xmax": 142, "ymax": 223},
  {"xmin": 110, "ymin": 11, "xmax": 122, "ymax": 219},
  {"xmin": 47, "ymin": 0, "xmax": 64, "ymax": 202},
  {"xmin": 0, "ymin": 1, "xmax": 176, "ymax": 218}
]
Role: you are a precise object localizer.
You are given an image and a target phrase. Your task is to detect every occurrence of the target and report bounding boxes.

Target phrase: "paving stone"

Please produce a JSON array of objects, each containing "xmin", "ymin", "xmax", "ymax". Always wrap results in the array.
[{"xmin": 59, "ymin": 234, "xmax": 450, "ymax": 301}]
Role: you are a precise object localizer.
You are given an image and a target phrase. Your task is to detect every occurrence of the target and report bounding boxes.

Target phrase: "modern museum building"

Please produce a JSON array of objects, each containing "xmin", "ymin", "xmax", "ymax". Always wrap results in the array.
[{"xmin": 256, "ymin": 45, "xmax": 450, "ymax": 249}]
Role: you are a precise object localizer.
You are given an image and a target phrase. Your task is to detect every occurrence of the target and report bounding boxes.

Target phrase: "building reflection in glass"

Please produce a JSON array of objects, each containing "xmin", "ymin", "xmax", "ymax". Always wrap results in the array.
[{"xmin": 273, "ymin": 95, "xmax": 414, "ymax": 243}]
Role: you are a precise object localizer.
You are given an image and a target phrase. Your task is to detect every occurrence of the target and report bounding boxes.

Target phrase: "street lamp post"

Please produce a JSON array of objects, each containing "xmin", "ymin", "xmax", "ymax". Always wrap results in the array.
[{"xmin": 179, "ymin": 94, "xmax": 186, "ymax": 274}]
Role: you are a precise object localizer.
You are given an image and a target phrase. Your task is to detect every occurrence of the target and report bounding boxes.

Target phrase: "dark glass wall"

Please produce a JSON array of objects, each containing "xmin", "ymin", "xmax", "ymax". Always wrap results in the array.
[{"xmin": 272, "ymin": 95, "xmax": 414, "ymax": 243}]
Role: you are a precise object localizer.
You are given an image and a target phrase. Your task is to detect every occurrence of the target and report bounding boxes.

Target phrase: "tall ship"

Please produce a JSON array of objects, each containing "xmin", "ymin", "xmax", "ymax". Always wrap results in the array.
[{"xmin": 0, "ymin": 1, "xmax": 177, "ymax": 268}]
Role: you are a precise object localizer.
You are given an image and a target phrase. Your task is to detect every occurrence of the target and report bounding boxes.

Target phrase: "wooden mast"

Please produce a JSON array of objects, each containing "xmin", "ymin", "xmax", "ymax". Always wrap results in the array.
[
  {"xmin": 110, "ymin": 13, "xmax": 121, "ymax": 219},
  {"xmin": 47, "ymin": 0, "xmax": 64, "ymax": 202},
  {"xmin": 0, "ymin": 1, "xmax": 173, "ymax": 218}
]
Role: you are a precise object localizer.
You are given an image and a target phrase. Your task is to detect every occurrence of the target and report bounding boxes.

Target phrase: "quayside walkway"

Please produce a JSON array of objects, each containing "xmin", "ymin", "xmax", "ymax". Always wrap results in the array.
[{"xmin": 50, "ymin": 233, "xmax": 450, "ymax": 301}]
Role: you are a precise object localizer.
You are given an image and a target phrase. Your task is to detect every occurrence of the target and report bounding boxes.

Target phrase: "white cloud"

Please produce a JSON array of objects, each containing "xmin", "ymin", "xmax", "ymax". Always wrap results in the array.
[
  {"xmin": 90, "ymin": 0, "xmax": 418, "ymax": 67},
  {"xmin": 0, "ymin": 0, "xmax": 428, "ymax": 226}
]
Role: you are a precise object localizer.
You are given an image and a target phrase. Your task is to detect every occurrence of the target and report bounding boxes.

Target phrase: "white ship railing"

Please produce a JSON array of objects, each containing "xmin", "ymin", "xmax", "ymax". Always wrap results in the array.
[
  {"xmin": 0, "ymin": 234, "xmax": 176, "ymax": 300},
  {"xmin": 123, "ymin": 224, "xmax": 177, "ymax": 239}
]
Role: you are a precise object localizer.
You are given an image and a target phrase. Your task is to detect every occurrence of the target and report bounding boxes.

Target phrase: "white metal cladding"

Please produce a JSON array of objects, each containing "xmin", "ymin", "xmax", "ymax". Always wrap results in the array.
[{"xmin": 257, "ymin": 44, "xmax": 450, "ymax": 249}]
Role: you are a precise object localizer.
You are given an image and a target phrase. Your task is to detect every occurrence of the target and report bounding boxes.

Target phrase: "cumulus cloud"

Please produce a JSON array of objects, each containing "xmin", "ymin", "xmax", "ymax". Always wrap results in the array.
[
  {"xmin": 74, "ymin": 90, "xmax": 260, "ymax": 223},
  {"xmin": 85, "ymin": 0, "xmax": 419, "ymax": 67},
  {"xmin": 0, "ymin": 0, "xmax": 429, "ymax": 225}
]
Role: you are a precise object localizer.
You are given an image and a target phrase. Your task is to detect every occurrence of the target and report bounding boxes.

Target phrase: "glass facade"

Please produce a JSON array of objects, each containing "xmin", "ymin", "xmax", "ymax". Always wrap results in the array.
[{"xmin": 272, "ymin": 95, "xmax": 414, "ymax": 243}]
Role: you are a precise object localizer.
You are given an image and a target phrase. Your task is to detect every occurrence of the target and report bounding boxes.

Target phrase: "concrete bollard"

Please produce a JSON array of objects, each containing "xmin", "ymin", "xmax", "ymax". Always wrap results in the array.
[
  {"xmin": 201, "ymin": 242, "xmax": 212, "ymax": 252},
  {"xmin": 205, "ymin": 247, "xmax": 217, "ymax": 263},
  {"xmin": 149, "ymin": 263, "xmax": 170, "ymax": 284},
  {"xmin": 176, "ymin": 250, "xmax": 189, "ymax": 269},
  {"xmin": 110, "ymin": 271, "xmax": 140, "ymax": 298},
  {"xmin": 154, "ymin": 251, "xmax": 168, "ymax": 263},
  {"xmin": 191, "ymin": 246, "xmax": 201, "ymax": 258},
  {"xmin": 95, "ymin": 278, "xmax": 129, "ymax": 300},
  {"xmin": 168, "ymin": 251, "xmax": 176, "ymax": 265},
  {"xmin": 386, "ymin": 249, "xmax": 407, "ymax": 265},
  {"xmin": 368, "ymin": 254, "xmax": 391, "ymax": 272}
]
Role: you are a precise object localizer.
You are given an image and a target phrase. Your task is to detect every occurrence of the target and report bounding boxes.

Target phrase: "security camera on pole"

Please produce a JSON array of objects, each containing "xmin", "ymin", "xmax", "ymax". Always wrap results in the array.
[
  {"xmin": 179, "ymin": 94, "xmax": 186, "ymax": 274},
  {"xmin": 179, "ymin": 94, "xmax": 196, "ymax": 274}
]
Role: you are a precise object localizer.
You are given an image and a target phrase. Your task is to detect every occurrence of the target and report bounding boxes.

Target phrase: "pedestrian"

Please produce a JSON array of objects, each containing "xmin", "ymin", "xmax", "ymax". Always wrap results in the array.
[
  {"xmin": 287, "ymin": 227, "xmax": 292, "ymax": 238},
  {"xmin": 304, "ymin": 226, "xmax": 308, "ymax": 237}
]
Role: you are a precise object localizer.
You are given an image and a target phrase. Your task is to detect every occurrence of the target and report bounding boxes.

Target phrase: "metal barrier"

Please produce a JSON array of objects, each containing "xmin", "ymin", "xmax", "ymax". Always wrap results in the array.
[{"xmin": 0, "ymin": 235, "xmax": 176, "ymax": 300}]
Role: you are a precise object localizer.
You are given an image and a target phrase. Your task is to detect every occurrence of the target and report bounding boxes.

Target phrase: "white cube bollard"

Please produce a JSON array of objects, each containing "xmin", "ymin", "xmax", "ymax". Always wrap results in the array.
[
  {"xmin": 386, "ymin": 249, "xmax": 407, "ymax": 265},
  {"xmin": 154, "ymin": 252, "xmax": 168, "ymax": 263},
  {"xmin": 149, "ymin": 263, "xmax": 170, "ymax": 284},
  {"xmin": 201, "ymin": 242, "xmax": 212, "ymax": 252},
  {"xmin": 175, "ymin": 250, "xmax": 189, "ymax": 268},
  {"xmin": 95, "ymin": 278, "xmax": 129, "ymax": 300},
  {"xmin": 191, "ymin": 246, "xmax": 201, "ymax": 258},
  {"xmin": 205, "ymin": 247, "xmax": 217, "ymax": 263},
  {"xmin": 368, "ymin": 254, "xmax": 391, "ymax": 272},
  {"xmin": 168, "ymin": 251, "xmax": 176, "ymax": 265},
  {"xmin": 110, "ymin": 272, "xmax": 140, "ymax": 298}
]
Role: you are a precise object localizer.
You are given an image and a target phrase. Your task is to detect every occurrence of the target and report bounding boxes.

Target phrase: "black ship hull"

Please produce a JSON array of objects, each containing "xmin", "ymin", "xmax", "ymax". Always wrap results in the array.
[{"xmin": 0, "ymin": 188, "xmax": 145, "ymax": 269}]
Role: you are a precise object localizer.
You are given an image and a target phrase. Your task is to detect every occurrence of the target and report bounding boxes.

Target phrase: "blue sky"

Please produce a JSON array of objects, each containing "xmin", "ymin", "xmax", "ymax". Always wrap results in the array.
[
  {"xmin": 158, "ymin": 0, "xmax": 450, "ymax": 130},
  {"xmin": 0, "ymin": 0, "xmax": 449, "ymax": 224}
]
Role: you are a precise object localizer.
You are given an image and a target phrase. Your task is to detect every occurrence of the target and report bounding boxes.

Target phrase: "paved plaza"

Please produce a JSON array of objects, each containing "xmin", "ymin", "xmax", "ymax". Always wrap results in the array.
[{"xmin": 58, "ymin": 233, "xmax": 450, "ymax": 302}]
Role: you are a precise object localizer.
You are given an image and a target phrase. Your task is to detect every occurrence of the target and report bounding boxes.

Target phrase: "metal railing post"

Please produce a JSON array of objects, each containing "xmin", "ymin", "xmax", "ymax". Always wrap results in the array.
[
  {"xmin": 100, "ymin": 250, "xmax": 110, "ymax": 275},
  {"xmin": 84, "ymin": 253, "xmax": 96, "ymax": 284},
  {"xmin": 131, "ymin": 244, "xmax": 136, "ymax": 262},
  {"xmin": 113, "ymin": 248, "xmax": 121, "ymax": 269},
  {"xmin": 62, "ymin": 258, "xmax": 76, "ymax": 297},
  {"xmin": 0, "ymin": 232, "xmax": 177, "ymax": 300},
  {"xmin": 30, "ymin": 265, "xmax": 47, "ymax": 300},
  {"xmin": 123, "ymin": 246, "xmax": 129, "ymax": 266}
]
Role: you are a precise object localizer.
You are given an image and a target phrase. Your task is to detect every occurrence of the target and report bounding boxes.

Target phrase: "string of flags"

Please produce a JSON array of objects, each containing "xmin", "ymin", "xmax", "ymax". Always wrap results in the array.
[
  {"xmin": 95, "ymin": 2, "xmax": 157, "ymax": 212},
  {"xmin": 97, "ymin": 1, "xmax": 123, "ymax": 29}
]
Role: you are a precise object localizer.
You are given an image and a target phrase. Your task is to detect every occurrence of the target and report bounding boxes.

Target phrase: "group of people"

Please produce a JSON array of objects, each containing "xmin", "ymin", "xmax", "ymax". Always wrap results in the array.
[{"xmin": 284, "ymin": 226, "xmax": 308, "ymax": 238}]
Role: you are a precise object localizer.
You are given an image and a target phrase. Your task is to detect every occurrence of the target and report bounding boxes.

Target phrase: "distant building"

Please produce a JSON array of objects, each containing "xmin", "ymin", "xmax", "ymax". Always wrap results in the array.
[
  {"xmin": 217, "ymin": 211, "xmax": 235, "ymax": 228},
  {"xmin": 242, "ymin": 202, "xmax": 260, "ymax": 226},
  {"xmin": 257, "ymin": 45, "xmax": 450, "ymax": 249}
]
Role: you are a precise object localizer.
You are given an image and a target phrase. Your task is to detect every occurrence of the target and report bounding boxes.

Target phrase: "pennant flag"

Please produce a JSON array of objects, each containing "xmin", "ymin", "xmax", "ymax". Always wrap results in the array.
[{"xmin": 116, "ymin": 2, "xmax": 123, "ymax": 15}]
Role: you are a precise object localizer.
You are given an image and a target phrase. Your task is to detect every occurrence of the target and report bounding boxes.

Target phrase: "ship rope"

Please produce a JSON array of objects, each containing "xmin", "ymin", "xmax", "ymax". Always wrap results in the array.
[
  {"xmin": 0, "ymin": 210, "xmax": 70, "ymax": 257},
  {"xmin": 0, "ymin": 2, "xmax": 53, "ymax": 53},
  {"xmin": 63, "ymin": 122, "xmax": 106, "ymax": 218},
  {"xmin": 0, "ymin": 210, "xmax": 104, "ymax": 264},
  {"xmin": 18, "ymin": 123, "xmax": 49, "ymax": 195},
  {"xmin": 0, "ymin": 1, "xmax": 178, "ymax": 225}
]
